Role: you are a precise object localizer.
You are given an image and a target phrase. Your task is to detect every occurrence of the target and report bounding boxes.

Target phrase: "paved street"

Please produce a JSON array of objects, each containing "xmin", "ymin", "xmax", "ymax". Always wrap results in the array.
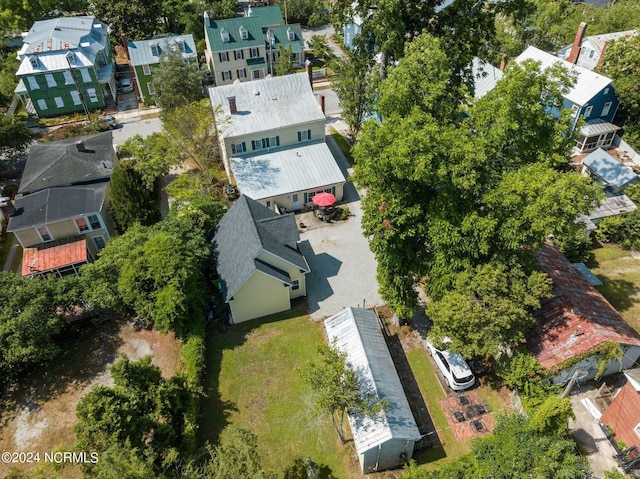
[{"xmin": 111, "ymin": 116, "xmax": 162, "ymax": 147}]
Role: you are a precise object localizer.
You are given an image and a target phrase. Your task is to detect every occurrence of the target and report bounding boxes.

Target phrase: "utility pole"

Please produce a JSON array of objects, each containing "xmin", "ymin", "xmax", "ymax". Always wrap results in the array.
[{"xmin": 66, "ymin": 53, "xmax": 91, "ymax": 122}]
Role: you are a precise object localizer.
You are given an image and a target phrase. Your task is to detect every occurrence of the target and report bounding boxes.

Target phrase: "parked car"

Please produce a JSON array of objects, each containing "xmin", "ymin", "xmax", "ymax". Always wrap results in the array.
[
  {"xmin": 118, "ymin": 77, "xmax": 132, "ymax": 93},
  {"xmin": 97, "ymin": 115, "xmax": 117, "ymax": 130},
  {"xmin": 426, "ymin": 337, "xmax": 475, "ymax": 391}
]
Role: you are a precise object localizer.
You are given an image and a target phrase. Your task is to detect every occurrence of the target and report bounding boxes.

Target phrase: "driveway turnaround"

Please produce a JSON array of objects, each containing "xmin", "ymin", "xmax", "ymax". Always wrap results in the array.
[{"xmin": 300, "ymin": 198, "xmax": 383, "ymax": 320}]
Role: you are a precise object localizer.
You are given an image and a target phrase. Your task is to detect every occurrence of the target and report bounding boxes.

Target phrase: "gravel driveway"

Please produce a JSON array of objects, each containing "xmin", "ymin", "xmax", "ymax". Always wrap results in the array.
[{"xmin": 300, "ymin": 198, "xmax": 383, "ymax": 320}]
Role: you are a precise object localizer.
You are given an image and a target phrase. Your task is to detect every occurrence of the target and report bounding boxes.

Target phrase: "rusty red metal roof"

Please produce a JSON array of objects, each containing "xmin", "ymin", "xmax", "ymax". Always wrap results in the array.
[
  {"xmin": 527, "ymin": 243, "xmax": 640, "ymax": 370},
  {"xmin": 601, "ymin": 381, "xmax": 640, "ymax": 449},
  {"xmin": 21, "ymin": 237, "xmax": 87, "ymax": 277}
]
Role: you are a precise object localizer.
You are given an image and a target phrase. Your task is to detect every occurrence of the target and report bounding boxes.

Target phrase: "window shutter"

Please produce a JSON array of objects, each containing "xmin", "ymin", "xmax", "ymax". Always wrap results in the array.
[
  {"xmin": 262, "ymin": 138, "xmax": 267, "ymax": 148},
  {"xmin": 251, "ymin": 140, "xmax": 256, "ymax": 150},
  {"xmin": 307, "ymin": 129, "xmax": 311, "ymax": 140},
  {"xmin": 297, "ymin": 131, "xmax": 301, "ymax": 142},
  {"xmin": 304, "ymin": 193, "xmax": 308, "ymax": 204},
  {"xmin": 242, "ymin": 142, "xmax": 246, "ymax": 152},
  {"xmin": 276, "ymin": 136, "xmax": 280, "ymax": 146}
]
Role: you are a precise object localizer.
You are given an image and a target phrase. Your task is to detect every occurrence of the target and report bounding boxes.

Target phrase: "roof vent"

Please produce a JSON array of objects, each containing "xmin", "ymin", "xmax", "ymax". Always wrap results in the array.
[
  {"xmin": 227, "ymin": 96, "xmax": 237, "ymax": 114},
  {"xmin": 75, "ymin": 140, "xmax": 86, "ymax": 152},
  {"xmin": 253, "ymin": 89, "xmax": 260, "ymax": 96}
]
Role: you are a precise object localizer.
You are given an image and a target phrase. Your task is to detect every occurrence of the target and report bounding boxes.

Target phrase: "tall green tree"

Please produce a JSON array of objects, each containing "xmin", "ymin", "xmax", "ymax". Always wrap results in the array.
[
  {"xmin": 90, "ymin": 0, "xmax": 163, "ymax": 40},
  {"xmin": 308, "ymin": 35, "xmax": 331, "ymax": 61},
  {"xmin": 108, "ymin": 162, "xmax": 161, "ymax": 233},
  {"xmin": 0, "ymin": 114, "xmax": 32, "ymax": 163},
  {"xmin": 597, "ymin": 34, "xmax": 640, "ymax": 148},
  {"xmin": 118, "ymin": 133, "xmax": 175, "ymax": 190},
  {"xmin": 0, "ymin": 50, "xmax": 20, "ymax": 108},
  {"xmin": 274, "ymin": 45, "xmax": 295, "ymax": 76},
  {"xmin": 330, "ymin": 47, "xmax": 377, "ymax": 143},
  {"xmin": 352, "ymin": 32, "xmax": 600, "ymax": 332},
  {"xmin": 300, "ymin": 342, "xmax": 387, "ymax": 443},
  {"xmin": 154, "ymin": 48, "xmax": 203, "ymax": 111},
  {"xmin": 0, "ymin": 0, "xmax": 88, "ymax": 33}
]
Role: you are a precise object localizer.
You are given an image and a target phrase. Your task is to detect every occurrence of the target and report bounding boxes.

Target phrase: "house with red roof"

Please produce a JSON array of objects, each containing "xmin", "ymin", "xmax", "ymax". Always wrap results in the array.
[
  {"xmin": 601, "ymin": 369, "xmax": 640, "ymax": 450},
  {"xmin": 526, "ymin": 244, "xmax": 640, "ymax": 384}
]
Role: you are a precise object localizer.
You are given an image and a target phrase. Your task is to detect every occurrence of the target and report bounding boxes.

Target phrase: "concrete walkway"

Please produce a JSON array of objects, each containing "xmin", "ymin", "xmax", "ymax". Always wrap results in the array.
[{"xmin": 568, "ymin": 385, "xmax": 621, "ymax": 478}]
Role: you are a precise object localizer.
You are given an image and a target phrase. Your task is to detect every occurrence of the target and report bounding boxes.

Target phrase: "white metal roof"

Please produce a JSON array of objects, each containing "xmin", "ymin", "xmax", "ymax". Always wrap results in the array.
[
  {"xmin": 558, "ymin": 30, "xmax": 638, "ymax": 61},
  {"xmin": 230, "ymin": 141, "xmax": 345, "ymax": 201},
  {"xmin": 515, "ymin": 46, "xmax": 613, "ymax": 107},
  {"xmin": 580, "ymin": 119, "xmax": 620, "ymax": 137},
  {"xmin": 324, "ymin": 308, "xmax": 422, "ymax": 454},
  {"xmin": 208, "ymin": 72, "xmax": 325, "ymax": 138},
  {"xmin": 16, "ymin": 49, "xmax": 94, "ymax": 75},
  {"xmin": 583, "ymin": 148, "xmax": 638, "ymax": 188},
  {"xmin": 471, "ymin": 57, "xmax": 503, "ymax": 99},
  {"xmin": 127, "ymin": 34, "xmax": 197, "ymax": 67}
]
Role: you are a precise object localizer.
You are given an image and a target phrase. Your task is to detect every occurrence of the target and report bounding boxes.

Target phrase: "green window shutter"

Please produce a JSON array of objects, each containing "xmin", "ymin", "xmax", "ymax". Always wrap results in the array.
[
  {"xmin": 242, "ymin": 141, "xmax": 246, "ymax": 152},
  {"xmin": 304, "ymin": 193, "xmax": 308, "ymax": 204},
  {"xmin": 298, "ymin": 131, "xmax": 301, "ymax": 142},
  {"xmin": 276, "ymin": 136, "xmax": 280, "ymax": 146},
  {"xmin": 307, "ymin": 129, "xmax": 311, "ymax": 140},
  {"xmin": 262, "ymin": 138, "xmax": 267, "ymax": 148}
]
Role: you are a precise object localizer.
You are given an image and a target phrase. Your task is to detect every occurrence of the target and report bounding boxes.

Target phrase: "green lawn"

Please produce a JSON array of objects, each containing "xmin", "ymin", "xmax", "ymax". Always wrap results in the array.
[
  {"xmin": 200, "ymin": 304, "xmax": 357, "ymax": 478},
  {"xmin": 407, "ymin": 349, "xmax": 470, "ymax": 467},
  {"xmin": 587, "ymin": 243, "xmax": 640, "ymax": 332},
  {"xmin": 328, "ymin": 127, "xmax": 354, "ymax": 166}
]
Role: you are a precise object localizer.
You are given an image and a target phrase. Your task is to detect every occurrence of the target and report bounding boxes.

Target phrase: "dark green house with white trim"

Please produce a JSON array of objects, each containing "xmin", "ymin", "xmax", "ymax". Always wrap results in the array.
[{"xmin": 14, "ymin": 16, "xmax": 116, "ymax": 117}]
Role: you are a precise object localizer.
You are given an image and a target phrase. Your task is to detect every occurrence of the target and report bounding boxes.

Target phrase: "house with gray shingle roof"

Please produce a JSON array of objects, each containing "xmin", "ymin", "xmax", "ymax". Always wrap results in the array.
[
  {"xmin": 14, "ymin": 16, "xmax": 116, "ymax": 117},
  {"xmin": 7, "ymin": 132, "xmax": 115, "ymax": 277},
  {"xmin": 211, "ymin": 194, "xmax": 310, "ymax": 323},
  {"xmin": 127, "ymin": 34, "xmax": 198, "ymax": 106},
  {"xmin": 204, "ymin": 5, "xmax": 304, "ymax": 86}
]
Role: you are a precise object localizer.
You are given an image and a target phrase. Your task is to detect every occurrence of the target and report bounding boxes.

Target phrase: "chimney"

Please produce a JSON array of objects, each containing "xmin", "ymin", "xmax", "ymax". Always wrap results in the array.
[
  {"xmin": 75, "ymin": 140, "xmax": 86, "ymax": 152},
  {"xmin": 566, "ymin": 22, "xmax": 587, "ymax": 64},
  {"xmin": 204, "ymin": 11, "xmax": 210, "ymax": 28},
  {"xmin": 319, "ymin": 94, "xmax": 325, "ymax": 114},
  {"xmin": 499, "ymin": 55, "xmax": 506, "ymax": 71},
  {"xmin": 246, "ymin": 5, "xmax": 252, "ymax": 17},
  {"xmin": 227, "ymin": 96, "xmax": 237, "ymax": 114},
  {"xmin": 305, "ymin": 59, "xmax": 313, "ymax": 88},
  {"xmin": 596, "ymin": 43, "xmax": 608, "ymax": 69}
]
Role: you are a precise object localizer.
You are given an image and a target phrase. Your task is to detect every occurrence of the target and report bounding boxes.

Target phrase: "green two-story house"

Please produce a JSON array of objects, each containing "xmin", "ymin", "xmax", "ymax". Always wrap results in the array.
[
  {"xmin": 127, "ymin": 34, "xmax": 198, "ymax": 106},
  {"xmin": 14, "ymin": 16, "xmax": 116, "ymax": 117}
]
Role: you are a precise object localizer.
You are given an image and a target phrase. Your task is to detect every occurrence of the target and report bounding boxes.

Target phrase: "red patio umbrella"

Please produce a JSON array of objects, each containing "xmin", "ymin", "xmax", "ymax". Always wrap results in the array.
[{"xmin": 312, "ymin": 192, "xmax": 336, "ymax": 207}]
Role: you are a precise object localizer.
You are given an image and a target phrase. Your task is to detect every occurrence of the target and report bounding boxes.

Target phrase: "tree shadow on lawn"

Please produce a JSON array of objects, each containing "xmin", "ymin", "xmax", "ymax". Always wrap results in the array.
[
  {"xmin": 283, "ymin": 457, "xmax": 338, "ymax": 479},
  {"xmin": 0, "ymin": 317, "xmax": 125, "ymax": 429},
  {"xmin": 597, "ymin": 277, "xmax": 640, "ymax": 313},
  {"xmin": 199, "ymin": 301, "xmax": 308, "ymax": 447}
]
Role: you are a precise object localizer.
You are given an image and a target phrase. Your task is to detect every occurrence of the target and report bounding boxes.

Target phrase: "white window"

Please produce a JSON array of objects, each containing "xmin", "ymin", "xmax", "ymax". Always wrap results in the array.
[
  {"xmin": 142, "ymin": 64, "xmax": 151, "ymax": 75},
  {"xmin": 80, "ymin": 68, "xmax": 91, "ymax": 83},
  {"xmin": 604, "ymin": 87, "xmax": 610, "ymax": 95},
  {"xmin": 150, "ymin": 43, "xmax": 160, "ymax": 56},
  {"xmin": 249, "ymin": 47, "xmax": 259, "ymax": 58},
  {"xmin": 584, "ymin": 106, "xmax": 593, "ymax": 118},
  {"xmin": 291, "ymin": 279, "xmax": 300, "ymax": 290},
  {"xmin": 87, "ymin": 88, "xmax": 98, "ymax": 102},
  {"xmin": 45, "ymin": 73, "xmax": 57, "ymax": 87},
  {"xmin": 219, "ymin": 51, "xmax": 229, "ymax": 62},
  {"xmin": 237, "ymin": 68, "xmax": 246, "ymax": 79},
  {"xmin": 267, "ymin": 136, "xmax": 279, "ymax": 147},
  {"xmin": 231, "ymin": 142, "xmax": 246, "ymax": 154},
  {"xmin": 27, "ymin": 76, "xmax": 39, "ymax": 90},
  {"xmin": 234, "ymin": 50, "xmax": 244, "ymax": 60},
  {"xmin": 266, "ymin": 200, "xmax": 271, "ymax": 208},
  {"xmin": 252, "ymin": 139, "xmax": 265, "ymax": 150},
  {"xmin": 176, "ymin": 39, "xmax": 185, "ymax": 52},
  {"xmin": 36, "ymin": 225, "xmax": 52, "ymax": 242},
  {"xmin": 88, "ymin": 214, "xmax": 102, "ymax": 230},
  {"xmin": 602, "ymin": 102, "xmax": 612, "ymax": 116},
  {"xmin": 292, "ymin": 193, "xmax": 299, "ymax": 202},
  {"xmin": 76, "ymin": 214, "xmax": 102, "ymax": 233},
  {"xmin": 66, "ymin": 51, "xmax": 76, "ymax": 65},
  {"xmin": 298, "ymin": 129, "xmax": 311, "ymax": 142},
  {"xmin": 93, "ymin": 235, "xmax": 106, "ymax": 251},
  {"xmin": 54, "ymin": 97, "xmax": 64, "ymax": 108},
  {"xmin": 222, "ymin": 70, "xmax": 232, "ymax": 81},
  {"xmin": 239, "ymin": 26, "xmax": 248, "ymax": 40},
  {"xmin": 70, "ymin": 90, "xmax": 81, "ymax": 105},
  {"xmin": 148, "ymin": 82, "xmax": 156, "ymax": 95},
  {"xmin": 37, "ymin": 98, "xmax": 47, "ymax": 110},
  {"xmin": 63, "ymin": 70, "xmax": 74, "ymax": 85}
]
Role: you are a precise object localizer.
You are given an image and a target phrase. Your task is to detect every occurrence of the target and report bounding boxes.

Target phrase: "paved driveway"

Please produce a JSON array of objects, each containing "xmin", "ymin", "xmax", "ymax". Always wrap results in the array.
[{"xmin": 300, "ymin": 197, "xmax": 383, "ymax": 320}]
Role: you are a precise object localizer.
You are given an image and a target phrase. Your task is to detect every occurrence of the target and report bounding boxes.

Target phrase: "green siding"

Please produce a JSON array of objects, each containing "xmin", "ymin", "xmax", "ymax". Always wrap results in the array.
[{"xmin": 134, "ymin": 64, "xmax": 157, "ymax": 106}]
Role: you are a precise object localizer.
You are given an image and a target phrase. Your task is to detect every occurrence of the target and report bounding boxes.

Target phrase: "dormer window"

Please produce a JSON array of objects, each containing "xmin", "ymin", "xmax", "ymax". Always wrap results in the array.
[
  {"xmin": 266, "ymin": 30, "xmax": 275, "ymax": 46},
  {"xmin": 176, "ymin": 39, "xmax": 185, "ymax": 52},
  {"xmin": 66, "ymin": 51, "xmax": 76, "ymax": 65},
  {"xmin": 287, "ymin": 27, "xmax": 295, "ymax": 41},
  {"xmin": 221, "ymin": 28, "xmax": 230, "ymax": 42},
  {"xmin": 150, "ymin": 42, "xmax": 160, "ymax": 56},
  {"xmin": 29, "ymin": 56, "xmax": 38, "ymax": 69},
  {"xmin": 239, "ymin": 26, "xmax": 248, "ymax": 40}
]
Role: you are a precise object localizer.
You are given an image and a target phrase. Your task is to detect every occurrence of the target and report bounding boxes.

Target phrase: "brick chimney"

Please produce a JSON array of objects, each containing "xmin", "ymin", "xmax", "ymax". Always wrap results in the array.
[
  {"xmin": 75, "ymin": 140, "xmax": 86, "ymax": 152},
  {"xmin": 596, "ymin": 43, "xmax": 608, "ymax": 69},
  {"xmin": 499, "ymin": 55, "xmax": 506, "ymax": 71},
  {"xmin": 227, "ymin": 96, "xmax": 237, "ymax": 114},
  {"xmin": 305, "ymin": 59, "xmax": 313, "ymax": 88},
  {"xmin": 566, "ymin": 22, "xmax": 587, "ymax": 64}
]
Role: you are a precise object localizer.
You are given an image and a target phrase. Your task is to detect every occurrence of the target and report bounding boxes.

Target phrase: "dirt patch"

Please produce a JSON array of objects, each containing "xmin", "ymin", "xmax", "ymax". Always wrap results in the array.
[{"xmin": 0, "ymin": 318, "xmax": 181, "ymax": 478}]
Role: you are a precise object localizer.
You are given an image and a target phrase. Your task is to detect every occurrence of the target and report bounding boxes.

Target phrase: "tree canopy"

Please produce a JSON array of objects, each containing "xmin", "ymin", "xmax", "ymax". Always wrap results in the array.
[
  {"xmin": 154, "ymin": 48, "xmax": 203, "ymax": 111},
  {"xmin": 0, "ymin": 114, "xmax": 32, "ymax": 163},
  {"xmin": 352, "ymin": 32, "xmax": 600, "ymax": 360}
]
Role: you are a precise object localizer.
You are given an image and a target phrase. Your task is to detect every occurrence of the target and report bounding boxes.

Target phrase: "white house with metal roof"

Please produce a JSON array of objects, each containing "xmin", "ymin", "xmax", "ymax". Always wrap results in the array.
[
  {"xmin": 557, "ymin": 26, "xmax": 637, "ymax": 71},
  {"xmin": 209, "ymin": 72, "xmax": 346, "ymax": 211},
  {"xmin": 515, "ymin": 46, "xmax": 619, "ymax": 132},
  {"xmin": 127, "ymin": 34, "xmax": 198, "ymax": 106},
  {"xmin": 470, "ymin": 57, "xmax": 503, "ymax": 99},
  {"xmin": 324, "ymin": 307, "xmax": 422, "ymax": 474},
  {"xmin": 582, "ymin": 148, "xmax": 639, "ymax": 191},
  {"xmin": 14, "ymin": 16, "xmax": 116, "ymax": 117}
]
